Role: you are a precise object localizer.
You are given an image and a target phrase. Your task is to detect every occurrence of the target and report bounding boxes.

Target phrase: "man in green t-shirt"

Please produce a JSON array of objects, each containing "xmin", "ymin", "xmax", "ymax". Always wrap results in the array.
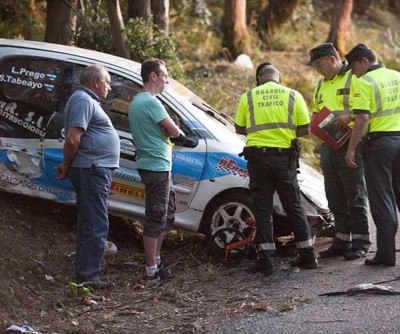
[{"xmin": 129, "ymin": 58, "xmax": 180, "ymax": 280}]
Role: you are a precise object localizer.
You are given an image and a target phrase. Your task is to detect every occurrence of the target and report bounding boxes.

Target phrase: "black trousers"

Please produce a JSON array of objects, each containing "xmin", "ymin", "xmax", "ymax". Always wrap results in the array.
[
  {"xmin": 365, "ymin": 136, "xmax": 400, "ymax": 264},
  {"xmin": 247, "ymin": 152, "xmax": 313, "ymax": 256}
]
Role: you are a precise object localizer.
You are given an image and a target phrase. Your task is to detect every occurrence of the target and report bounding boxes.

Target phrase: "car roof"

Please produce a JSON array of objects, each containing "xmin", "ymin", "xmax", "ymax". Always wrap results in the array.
[
  {"xmin": 0, "ymin": 38, "xmax": 142, "ymax": 74},
  {"xmin": 0, "ymin": 39, "xmax": 241, "ymax": 140},
  {"xmin": 0, "ymin": 38, "xmax": 202, "ymax": 103}
]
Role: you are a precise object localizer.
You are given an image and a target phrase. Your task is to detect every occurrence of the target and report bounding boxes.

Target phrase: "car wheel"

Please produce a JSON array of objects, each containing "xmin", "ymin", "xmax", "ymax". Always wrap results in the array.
[
  {"xmin": 209, "ymin": 227, "xmax": 249, "ymax": 265},
  {"xmin": 201, "ymin": 192, "xmax": 254, "ymax": 240}
]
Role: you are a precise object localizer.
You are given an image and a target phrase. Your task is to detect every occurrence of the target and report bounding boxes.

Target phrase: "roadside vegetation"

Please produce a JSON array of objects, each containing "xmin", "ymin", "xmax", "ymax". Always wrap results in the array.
[{"xmin": 173, "ymin": 2, "xmax": 400, "ymax": 168}]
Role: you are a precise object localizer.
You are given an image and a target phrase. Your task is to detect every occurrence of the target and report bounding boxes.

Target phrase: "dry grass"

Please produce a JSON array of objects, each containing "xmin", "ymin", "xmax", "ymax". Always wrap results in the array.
[{"xmin": 0, "ymin": 192, "xmax": 308, "ymax": 333}]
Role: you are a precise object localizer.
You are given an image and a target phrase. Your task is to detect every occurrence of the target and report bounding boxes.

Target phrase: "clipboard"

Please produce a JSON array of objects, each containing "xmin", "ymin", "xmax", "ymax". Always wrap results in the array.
[{"xmin": 311, "ymin": 107, "xmax": 352, "ymax": 150}]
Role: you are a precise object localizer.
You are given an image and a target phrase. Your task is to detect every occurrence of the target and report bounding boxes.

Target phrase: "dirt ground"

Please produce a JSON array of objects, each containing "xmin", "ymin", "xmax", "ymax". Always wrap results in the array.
[{"xmin": 0, "ymin": 191, "xmax": 316, "ymax": 334}]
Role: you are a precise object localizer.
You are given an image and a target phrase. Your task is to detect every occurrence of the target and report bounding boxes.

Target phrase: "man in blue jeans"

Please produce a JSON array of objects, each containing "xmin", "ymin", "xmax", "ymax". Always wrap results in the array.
[{"xmin": 57, "ymin": 64, "xmax": 120, "ymax": 289}]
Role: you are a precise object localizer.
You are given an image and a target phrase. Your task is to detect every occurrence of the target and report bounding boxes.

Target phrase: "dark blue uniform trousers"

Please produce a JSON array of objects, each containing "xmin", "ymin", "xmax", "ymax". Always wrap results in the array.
[{"xmin": 365, "ymin": 136, "xmax": 400, "ymax": 265}]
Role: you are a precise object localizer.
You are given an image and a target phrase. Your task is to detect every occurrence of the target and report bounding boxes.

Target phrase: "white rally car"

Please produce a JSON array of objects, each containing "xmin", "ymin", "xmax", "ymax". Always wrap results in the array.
[{"xmin": 0, "ymin": 39, "xmax": 333, "ymax": 242}]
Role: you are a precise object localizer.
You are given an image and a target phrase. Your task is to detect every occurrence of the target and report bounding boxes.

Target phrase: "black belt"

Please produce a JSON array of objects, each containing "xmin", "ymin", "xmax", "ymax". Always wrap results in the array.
[
  {"xmin": 256, "ymin": 147, "xmax": 291, "ymax": 154},
  {"xmin": 368, "ymin": 131, "xmax": 400, "ymax": 139}
]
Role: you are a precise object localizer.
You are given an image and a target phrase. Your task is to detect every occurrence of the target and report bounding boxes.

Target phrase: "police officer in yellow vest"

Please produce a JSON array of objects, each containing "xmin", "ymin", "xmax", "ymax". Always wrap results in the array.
[
  {"xmin": 345, "ymin": 43, "xmax": 400, "ymax": 267},
  {"xmin": 234, "ymin": 63, "xmax": 318, "ymax": 274},
  {"xmin": 306, "ymin": 43, "xmax": 371, "ymax": 260}
]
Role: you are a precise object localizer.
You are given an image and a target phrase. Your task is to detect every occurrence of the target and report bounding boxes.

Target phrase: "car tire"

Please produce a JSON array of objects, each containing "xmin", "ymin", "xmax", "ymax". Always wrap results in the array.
[
  {"xmin": 201, "ymin": 192, "xmax": 254, "ymax": 241},
  {"xmin": 209, "ymin": 227, "xmax": 249, "ymax": 265}
]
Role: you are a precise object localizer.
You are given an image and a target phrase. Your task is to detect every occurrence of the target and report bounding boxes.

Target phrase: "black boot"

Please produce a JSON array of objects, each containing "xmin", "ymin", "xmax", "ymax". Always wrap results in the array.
[
  {"xmin": 290, "ymin": 248, "xmax": 318, "ymax": 269},
  {"xmin": 344, "ymin": 240, "xmax": 370, "ymax": 261},
  {"xmin": 319, "ymin": 241, "xmax": 351, "ymax": 258},
  {"xmin": 248, "ymin": 252, "xmax": 274, "ymax": 275}
]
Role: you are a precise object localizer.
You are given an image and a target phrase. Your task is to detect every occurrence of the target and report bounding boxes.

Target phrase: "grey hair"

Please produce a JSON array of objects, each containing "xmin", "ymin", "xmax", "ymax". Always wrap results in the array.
[
  {"xmin": 258, "ymin": 65, "xmax": 279, "ymax": 78},
  {"xmin": 80, "ymin": 64, "xmax": 108, "ymax": 84}
]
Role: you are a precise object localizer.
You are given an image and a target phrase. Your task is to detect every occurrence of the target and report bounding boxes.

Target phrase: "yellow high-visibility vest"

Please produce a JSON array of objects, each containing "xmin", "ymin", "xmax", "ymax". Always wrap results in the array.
[
  {"xmin": 235, "ymin": 81, "xmax": 309, "ymax": 148},
  {"xmin": 313, "ymin": 67, "xmax": 353, "ymax": 116},
  {"xmin": 353, "ymin": 65, "xmax": 400, "ymax": 132}
]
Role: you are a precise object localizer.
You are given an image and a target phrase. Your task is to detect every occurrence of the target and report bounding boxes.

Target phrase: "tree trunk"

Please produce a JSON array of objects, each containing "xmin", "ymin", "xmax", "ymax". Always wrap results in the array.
[
  {"xmin": 105, "ymin": 0, "xmax": 131, "ymax": 59},
  {"xmin": 221, "ymin": 0, "xmax": 250, "ymax": 60},
  {"xmin": 260, "ymin": 0, "xmax": 299, "ymax": 36},
  {"xmin": 127, "ymin": 0, "xmax": 151, "ymax": 19},
  {"xmin": 353, "ymin": 0, "xmax": 372, "ymax": 16},
  {"xmin": 45, "ymin": 0, "xmax": 77, "ymax": 45},
  {"xmin": 327, "ymin": 0, "xmax": 353, "ymax": 57},
  {"xmin": 388, "ymin": 0, "xmax": 400, "ymax": 14},
  {"xmin": 151, "ymin": 0, "xmax": 169, "ymax": 35},
  {"xmin": 127, "ymin": 0, "xmax": 169, "ymax": 35}
]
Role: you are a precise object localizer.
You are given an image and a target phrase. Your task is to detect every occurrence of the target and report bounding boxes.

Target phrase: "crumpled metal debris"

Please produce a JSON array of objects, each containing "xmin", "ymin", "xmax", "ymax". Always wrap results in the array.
[
  {"xmin": 6, "ymin": 150, "xmax": 42, "ymax": 178},
  {"xmin": 4, "ymin": 324, "xmax": 43, "ymax": 334},
  {"xmin": 319, "ymin": 283, "xmax": 400, "ymax": 296}
]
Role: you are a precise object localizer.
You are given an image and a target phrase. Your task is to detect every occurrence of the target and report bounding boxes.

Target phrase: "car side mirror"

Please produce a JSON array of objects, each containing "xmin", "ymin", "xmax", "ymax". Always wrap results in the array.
[{"xmin": 170, "ymin": 133, "xmax": 198, "ymax": 148}]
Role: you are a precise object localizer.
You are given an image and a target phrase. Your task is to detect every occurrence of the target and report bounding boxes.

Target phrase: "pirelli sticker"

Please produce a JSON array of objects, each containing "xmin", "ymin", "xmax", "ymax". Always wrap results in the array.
[{"xmin": 111, "ymin": 180, "xmax": 145, "ymax": 200}]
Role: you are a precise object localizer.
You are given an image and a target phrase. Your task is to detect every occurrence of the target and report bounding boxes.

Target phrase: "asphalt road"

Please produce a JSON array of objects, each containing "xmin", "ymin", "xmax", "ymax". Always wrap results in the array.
[{"xmin": 216, "ymin": 213, "xmax": 400, "ymax": 334}]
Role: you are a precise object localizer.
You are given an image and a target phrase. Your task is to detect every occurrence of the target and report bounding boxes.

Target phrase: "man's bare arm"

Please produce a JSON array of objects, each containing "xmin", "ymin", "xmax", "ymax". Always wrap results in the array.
[
  {"xmin": 235, "ymin": 123, "xmax": 247, "ymax": 135},
  {"xmin": 345, "ymin": 113, "xmax": 369, "ymax": 168},
  {"xmin": 296, "ymin": 125, "xmax": 310, "ymax": 137},
  {"xmin": 56, "ymin": 126, "xmax": 84, "ymax": 179},
  {"xmin": 160, "ymin": 118, "xmax": 180, "ymax": 138}
]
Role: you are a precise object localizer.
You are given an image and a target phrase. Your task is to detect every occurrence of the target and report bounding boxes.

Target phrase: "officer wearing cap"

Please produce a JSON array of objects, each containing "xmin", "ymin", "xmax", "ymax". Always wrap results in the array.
[
  {"xmin": 345, "ymin": 43, "xmax": 400, "ymax": 267},
  {"xmin": 306, "ymin": 43, "xmax": 370, "ymax": 261},
  {"xmin": 234, "ymin": 63, "xmax": 318, "ymax": 275}
]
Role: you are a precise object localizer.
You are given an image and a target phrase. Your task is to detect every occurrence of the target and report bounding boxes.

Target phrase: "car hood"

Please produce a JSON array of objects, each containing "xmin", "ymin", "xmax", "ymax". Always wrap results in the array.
[{"xmin": 297, "ymin": 160, "xmax": 329, "ymax": 212}]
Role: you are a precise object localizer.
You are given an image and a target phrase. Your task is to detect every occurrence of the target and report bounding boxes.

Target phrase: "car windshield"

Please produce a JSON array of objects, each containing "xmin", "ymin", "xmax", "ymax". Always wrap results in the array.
[
  {"xmin": 176, "ymin": 98, "xmax": 244, "ymax": 146},
  {"xmin": 164, "ymin": 78, "xmax": 244, "ymax": 145}
]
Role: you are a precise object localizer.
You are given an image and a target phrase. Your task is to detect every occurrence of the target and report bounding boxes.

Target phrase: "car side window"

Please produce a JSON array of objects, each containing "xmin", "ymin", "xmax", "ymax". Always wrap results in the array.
[
  {"xmin": 102, "ymin": 72, "xmax": 189, "ymax": 135},
  {"xmin": 104, "ymin": 75, "xmax": 141, "ymax": 132},
  {"xmin": 0, "ymin": 56, "xmax": 64, "ymax": 138},
  {"xmin": 57, "ymin": 63, "xmax": 189, "ymax": 136}
]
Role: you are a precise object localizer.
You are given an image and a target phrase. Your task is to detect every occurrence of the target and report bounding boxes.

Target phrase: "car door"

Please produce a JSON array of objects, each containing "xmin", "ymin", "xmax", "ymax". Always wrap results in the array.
[
  {"xmin": 42, "ymin": 62, "xmax": 205, "ymax": 214},
  {"xmin": 101, "ymin": 72, "xmax": 206, "ymax": 214},
  {"xmin": 0, "ymin": 55, "xmax": 74, "ymax": 199}
]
